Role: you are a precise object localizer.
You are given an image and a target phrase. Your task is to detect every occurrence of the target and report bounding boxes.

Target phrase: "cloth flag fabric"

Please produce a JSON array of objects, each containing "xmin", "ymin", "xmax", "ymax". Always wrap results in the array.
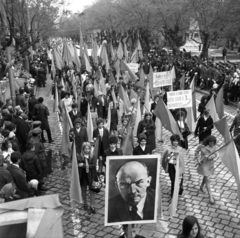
[
  {"xmin": 73, "ymin": 46, "xmax": 81, "ymax": 72},
  {"xmin": 53, "ymin": 48, "xmax": 64, "ymax": 70},
  {"xmin": 137, "ymin": 39, "xmax": 143, "ymax": 59},
  {"xmin": 104, "ymin": 105, "xmax": 111, "ymax": 131},
  {"xmin": 110, "ymin": 43, "xmax": 116, "ymax": 61},
  {"xmin": 70, "ymin": 141, "xmax": 82, "ymax": 206},
  {"xmin": 130, "ymin": 88, "xmax": 138, "ymax": 101},
  {"xmin": 92, "ymin": 40, "xmax": 99, "ymax": 64},
  {"xmin": 219, "ymin": 140, "xmax": 240, "ymax": 203},
  {"xmin": 94, "ymin": 80, "xmax": 99, "ymax": 97},
  {"xmin": 109, "ymin": 71, "xmax": 117, "ymax": 86},
  {"xmin": 133, "ymin": 99, "xmax": 141, "ymax": 136},
  {"xmin": 87, "ymin": 103, "xmax": 93, "ymax": 142},
  {"xmin": 205, "ymin": 95, "xmax": 219, "ymax": 123},
  {"xmin": 51, "ymin": 57, "xmax": 56, "ymax": 79},
  {"xmin": 99, "ymin": 69, "xmax": 106, "ymax": 95},
  {"xmin": 131, "ymin": 48, "xmax": 138, "ymax": 63},
  {"xmin": 170, "ymin": 66, "xmax": 176, "ymax": 91},
  {"xmin": 111, "ymin": 89, "xmax": 117, "ymax": 104},
  {"xmin": 214, "ymin": 116, "xmax": 231, "ymax": 144},
  {"xmin": 118, "ymin": 84, "xmax": 131, "ymax": 109},
  {"xmin": 155, "ymin": 117, "xmax": 163, "ymax": 141},
  {"xmin": 120, "ymin": 60, "xmax": 137, "ymax": 81},
  {"xmin": 179, "ymin": 74, "xmax": 185, "ymax": 90},
  {"xmin": 117, "ymin": 41, "xmax": 123, "ymax": 59},
  {"xmin": 62, "ymin": 41, "xmax": 74, "ymax": 65},
  {"xmin": 139, "ymin": 67, "xmax": 145, "ymax": 86},
  {"xmin": 148, "ymin": 65, "xmax": 154, "ymax": 93},
  {"xmin": 154, "ymin": 98, "xmax": 183, "ymax": 140},
  {"xmin": 190, "ymin": 78, "xmax": 197, "ymax": 121},
  {"xmin": 114, "ymin": 59, "xmax": 120, "ymax": 82},
  {"xmin": 84, "ymin": 52, "xmax": 91, "ymax": 73},
  {"xmin": 186, "ymin": 107, "xmax": 196, "ymax": 132},
  {"xmin": 100, "ymin": 44, "xmax": 110, "ymax": 72},
  {"xmin": 216, "ymin": 87, "xmax": 224, "ymax": 119},
  {"xmin": 144, "ymin": 82, "xmax": 150, "ymax": 112},
  {"xmin": 122, "ymin": 121, "xmax": 133, "ymax": 155}
]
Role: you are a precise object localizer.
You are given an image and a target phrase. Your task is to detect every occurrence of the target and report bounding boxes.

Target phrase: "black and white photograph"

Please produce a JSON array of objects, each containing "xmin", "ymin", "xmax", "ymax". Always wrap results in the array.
[{"xmin": 105, "ymin": 155, "xmax": 160, "ymax": 226}]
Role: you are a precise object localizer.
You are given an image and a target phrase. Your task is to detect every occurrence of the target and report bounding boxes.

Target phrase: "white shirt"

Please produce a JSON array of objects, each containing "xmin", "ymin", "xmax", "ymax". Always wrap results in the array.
[
  {"xmin": 129, "ymin": 192, "xmax": 147, "ymax": 219},
  {"xmin": 76, "ymin": 128, "xmax": 81, "ymax": 133},
  {"xmin": 99, "ymin": 128, "xmax": 104, "ymax": 137},
  {"xmin": 178, "ymin": 121, "xmax": 184, "ymax": 128},
  {"xmin": 140, "ymin": 145, "xmax": 146, "ymax": 151}
]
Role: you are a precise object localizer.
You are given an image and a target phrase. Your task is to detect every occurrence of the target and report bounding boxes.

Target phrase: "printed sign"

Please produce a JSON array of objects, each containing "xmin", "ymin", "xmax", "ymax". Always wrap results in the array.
[
  {"xmin": 126, "ymin": 63, "xmax": 139, "ymax": 73},
  {"xmin": 167, "ymin": 90, "xmax": 192, "ymax": 109},
  {"xmin": 153, "ymin": 71, "xmax": 173, "ymax": 88}
]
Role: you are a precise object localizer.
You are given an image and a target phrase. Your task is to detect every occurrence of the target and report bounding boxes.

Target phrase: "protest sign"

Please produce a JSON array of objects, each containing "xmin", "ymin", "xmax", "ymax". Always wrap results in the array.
[
  {"xmin": 126, "ymin": 63, "xmax": 139, "ymax": 73},
  {"xmin": 153, "ymin": 71, "xmax": 173, "ymax": 88},
  {"xmin": 167, "ymin": 90, "xmax": 192, "ymax": 109}
]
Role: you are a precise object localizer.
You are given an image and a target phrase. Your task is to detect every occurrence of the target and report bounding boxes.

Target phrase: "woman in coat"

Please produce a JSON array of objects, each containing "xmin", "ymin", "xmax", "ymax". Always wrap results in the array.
[
  {"xmin": 78, "ymin": 142, "xmax": 96, "ymax": 213},
  {"xmin": 162, "ymin": 134, "xmax": 185, "ymax": 198},
  {"xmin": 133, "ymin": 133, "xmax": 152, "ymax": 155},
  {"xmin": 137, "ymin": 112, "xmax": 156, "ymax": 152},
  {"xmin": 195, "ymin": 135, "xmax": 217, "ymax": 204},
  {"xmin": 176, "ymin": 111, "xmax": 190, "ymax": 150},
  {"xmin": 194, "ymin": 109, "xmax": 214, "ymax": 143},
  {"xmin": 230, "ymin": 109, "xmax": 240, "ymax": 136},
  {"xmin": 197, "ymin": 95, "xmax": 208, "ymax": 116}
]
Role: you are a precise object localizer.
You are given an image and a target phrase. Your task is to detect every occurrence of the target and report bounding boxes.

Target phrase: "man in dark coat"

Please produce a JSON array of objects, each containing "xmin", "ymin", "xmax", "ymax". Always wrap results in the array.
[
  {"xmin": 69, "ymin": 118, "xmax": 88, "ymax": 155},
  {"xmin": 69, "ymin": 103, "xmax": 82, "ymax": 125},
  {"xmin": 33, "ymin": 97, "xmax": 53, "ymax": 143},
  {"xmin": 97, "ymin": 93, "xmax": 108, "ymax": 120},
  {"xmin": 0, "ymin": 153, "xmax": 12, "ymax": 190},
  {"xmin": 12, "ymin": 111, "xmax": 30, "ymax": 153},
  {"xmin": 28, "ymin": 94, "xmax": 39, "ymax": 120},
  {"xmin": 107, "ymin": 161, "xmax": 155, "ymax": 223},
  {"xmin": 16, "ymin": 87, "xmax": 27, "ymax": 112},
  {"xmin": 7, "ymin": 152, "xmax": 33, "ymax": 199}
]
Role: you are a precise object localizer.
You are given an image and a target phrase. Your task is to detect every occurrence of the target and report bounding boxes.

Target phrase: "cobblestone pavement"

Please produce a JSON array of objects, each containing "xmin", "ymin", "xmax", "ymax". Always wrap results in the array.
[{"xmin": 39, "ymin": 76, "xmax": 240, "ymax": 238}]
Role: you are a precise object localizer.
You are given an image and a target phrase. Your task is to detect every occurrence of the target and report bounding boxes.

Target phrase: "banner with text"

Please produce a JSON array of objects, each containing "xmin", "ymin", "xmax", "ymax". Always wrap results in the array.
[
  {"xmin": 126, "ymin": 63, "xmax": 139, "ymax": 73},
  {"xmin": 167, "ymin": 90, "xmax": 192, "ymax": 109},
  {"xmin": 153, "ymin": 71, "xmax": 173, "ymax": 88}
]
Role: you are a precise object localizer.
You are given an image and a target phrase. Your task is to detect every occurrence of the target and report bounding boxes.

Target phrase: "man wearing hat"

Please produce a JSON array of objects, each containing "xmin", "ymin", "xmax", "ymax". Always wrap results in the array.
[
  {"xmin": 69, "ymin": 118, "xmax": 88, "ymax": 155},
  {"xmin": 28, "ymin": 94, "xmax": 39, "ymax": 120},
  {"xmin": 28, "ymin": 120, "xmax": 42, "ymax": 140},
  {"xmin": 16, "ymin": 87, "xmax": 27, "ymax": 112}
]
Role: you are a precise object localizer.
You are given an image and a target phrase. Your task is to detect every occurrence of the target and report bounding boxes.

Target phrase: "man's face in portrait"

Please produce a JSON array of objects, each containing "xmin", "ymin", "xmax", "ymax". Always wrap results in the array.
[{"xmin": 116, "ymin": 161, "xmax": 152, "ymax": 206}]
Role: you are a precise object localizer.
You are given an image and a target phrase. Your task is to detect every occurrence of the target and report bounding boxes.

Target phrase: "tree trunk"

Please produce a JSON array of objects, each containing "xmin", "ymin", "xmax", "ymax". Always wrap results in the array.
[{"xmin": 201, "ymin": 33, "xmax": 210, "ymax": 59}]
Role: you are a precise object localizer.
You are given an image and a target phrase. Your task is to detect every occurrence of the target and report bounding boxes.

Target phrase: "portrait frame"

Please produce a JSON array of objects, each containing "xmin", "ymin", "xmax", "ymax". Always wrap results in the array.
[{"xmin": 105, "ymin": 155, "xmax": 161, "ymax": 226}]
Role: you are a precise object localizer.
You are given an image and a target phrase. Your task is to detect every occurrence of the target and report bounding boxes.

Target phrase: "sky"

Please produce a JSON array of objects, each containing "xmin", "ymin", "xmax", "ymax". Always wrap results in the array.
[{"xmin": 66, "ymin": 0, "xmax": 95, "ymax": 13}]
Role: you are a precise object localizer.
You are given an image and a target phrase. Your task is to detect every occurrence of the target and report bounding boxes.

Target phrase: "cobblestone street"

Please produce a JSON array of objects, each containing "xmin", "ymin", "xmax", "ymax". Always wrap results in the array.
[{"xmin": 39, "ymin": 76, "xmax": 240, "ymax": 238}]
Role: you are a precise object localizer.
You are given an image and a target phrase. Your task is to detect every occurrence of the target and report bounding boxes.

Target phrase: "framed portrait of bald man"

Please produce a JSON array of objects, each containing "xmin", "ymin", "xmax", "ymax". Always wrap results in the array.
[{"xmin": 105, "ymin": 155, "xmax": 161, "ymax": 226}]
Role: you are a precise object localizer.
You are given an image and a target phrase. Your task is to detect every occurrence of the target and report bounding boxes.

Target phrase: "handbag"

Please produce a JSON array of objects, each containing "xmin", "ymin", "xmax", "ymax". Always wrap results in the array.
[{"xmin": 88, "ymin": 167, "xmax": 102, "ymax": 193}]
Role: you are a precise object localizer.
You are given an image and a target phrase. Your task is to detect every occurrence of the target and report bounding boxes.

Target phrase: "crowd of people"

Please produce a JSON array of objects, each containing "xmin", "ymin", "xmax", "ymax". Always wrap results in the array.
[{"xmin": 0, "ymin": 42, "xmax": 240, "ymax": 238}]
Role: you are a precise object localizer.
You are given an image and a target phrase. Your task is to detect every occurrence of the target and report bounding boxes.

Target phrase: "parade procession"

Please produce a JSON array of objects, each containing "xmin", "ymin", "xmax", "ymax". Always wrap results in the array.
[{"xmin": 1, "ymin": 0, "xmax": 240, "ymax": 237}]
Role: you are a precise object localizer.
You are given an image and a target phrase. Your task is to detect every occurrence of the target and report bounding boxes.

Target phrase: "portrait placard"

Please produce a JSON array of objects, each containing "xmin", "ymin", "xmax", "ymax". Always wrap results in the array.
[
  {"xmin": 167, "ymin": 90, "xmax": 192, "ymax": 109},
  {"xmin": 105, "ymin": 155, "xmax": 161, "ymax": 226}
]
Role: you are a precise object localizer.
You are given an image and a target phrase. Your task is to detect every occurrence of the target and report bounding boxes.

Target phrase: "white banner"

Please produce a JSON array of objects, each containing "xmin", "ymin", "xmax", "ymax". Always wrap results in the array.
[
  {"xmin": 153, "ymin": 71, "xmax": 173, "ymax": 88},
  {"xmin": 167, "ymin": 90, "xmax": 192, "ymax": 109},
  {"xmin": 126, "ymin": 63, "xmax": 139, "ymax": 73}
]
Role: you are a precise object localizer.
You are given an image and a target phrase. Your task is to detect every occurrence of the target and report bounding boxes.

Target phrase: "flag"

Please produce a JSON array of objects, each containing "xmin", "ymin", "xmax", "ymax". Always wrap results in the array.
[
  {"xmin": 109, "ymin": 71, "xmax": 117, "ymax": 86},
  {"xmin": 186, "ymin": 107, "xmax": 196, "ymax": 132},
  {"xmin": 84, "ymin": 42, "xmax": 90, "ymax": 62},
  {"xmin": 155, "ymin": 117, "xmax": 163, "ymax": 141},
  {"xmin": 154, "ymin": 98, "xmax": 183, "ymax": 139},
  {"xmin": 73, "ymin": 46, "xmax": 81, "ymax": 72},
  {"xmin": 111, "ymin": 89, "xmax": 117, "ymax": 104},
  {"xmin": 62, "ymin": 41, "xmax": 74, "ymax": 65},
  {"xmin": 170, "ymin": 66, "xmax": 176, "ymax": 91},
  {"xmin": 190, "ymin": 78, "xmax": 196, "ymax": 121},
  {"xmin": 179, "ymin": 74, "xmax": 185, "ymax": 90},
  {"xmin": 137, "ymin": 39, "xmax": 143, "ymax": 59},
  {"xmin": 130, "ymin": 88, "xmax": 138, "ymax": 101},
  {"xmin": 120, "ymin": 60, "xmax": 137, "ymax": 81},
  {"xmin": 117, "ymin": 41, "xmax": 123, "ymax": 59},
  {"xmin": 219, "ymin": 140, "xmax": 240, "ymax": 203},
  {"xmin": 122, "ymin": 122, "xmax": 133, "ymax": 155},
  {"xmin": 139, "ymin": 67, "xmax": 145, "ymax": 86},
  {"xmin": 148, "ymin": 65, "xmax": 153, "ymax": 93},
  {"xmin": 110, "ymin": 43, "xmax": 116, "ymax": 61},
  {"xmin": 70, "ymin": 141, "xmax": 82, "ymax": 206},
  {"xmin": 53, "ymin": 83, "xmax": 59, "ymax": 113},
  {"xmin": 131, "ymin": 48, "xmax": 138, "ymax": 63},
  {"xmin": 144, "ymin": 82, "xmax": 150, "ymax": 112},
  {"xmin": 79, "ymin": 27, "xmax": 85, "ymax": 58},
  {"xmin": 84, "ymin": 52, "xmax": 91, "ymax": 73},
  {"xmin": 92, "ymin": 40, "xmax": 99, "ymax": 64},
  {"xmin": 216, "ymin": 87, "xmax": 224, "ymax": 119},
  {"xmin": 61, "ymin": 105, "xmax": 73, "ymax": 157},
  {"xmin": 94, "ymin": 80, "xmax": 99, "ymax": 97},
  {"xmin": 53, "ymin": 48, "xmax": 64, "ymax": 70},
  {"xmin": 104, "ymin": 105, "xmax": 111, "ymax": 131},
  {"xmin": 99, "ymin": 69, "xmax": 106, "ymax": 95},
  {"xmin": 123, "ymin": 37, "xmax": 128, "ymax": 62},
  {"xmin": 119, "ymin": 84, "xmax": 131, "ymax": 109},
  {"xmin": 51, "ymin": 57, "xmax": 56, "ymax": 79},
  {"xmin": 133, "ymin": 98, "xmax": 141, "ymax": 136},
  {"xmin": 215, "ymin": 116, "xmax": 231, "ymax": 144},
  {"xmin": 114, "ymin": 59, "xmax": 120, "ymax": 82},
  {"xmin": 100, "ymin": 44, "xmax": 110, "ymax": 72},
  {"xmin": 87, "ymin": 103, "xmax": 93, "ymax": 142},
  {"xmin": 205, "ymin": 95, "xmax": 219, "ymax": 123}
]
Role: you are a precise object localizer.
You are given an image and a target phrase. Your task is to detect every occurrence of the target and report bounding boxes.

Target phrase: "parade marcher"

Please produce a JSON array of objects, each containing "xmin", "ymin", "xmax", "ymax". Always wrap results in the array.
[
  {"xmin": 16, "ymin": 87, "xmax": 27, "ymax": 112},
  {"xmin": 61, "ymin": 92, "xmax": 73, "ymax": 113},
  {"xmin": 176, "ymin": 111, "xmax": 190, "ymax": 150},
  {"xmin": 162, "ymin": 134, "xmax": 185, "ymax": 198},
  {"xmin": 137, "ymin": 112, "xmax": 156, "ymax": 152},
  {"xmin": 230, "ymin": 109, "xmax": 240, "ymax": 137},
  {"xmin": 109, "ymin": 102, "xmax": 118, "ymax": 133},
  {"xmin": 133, "ymin": 133, "xmax": 152, "ymax": 155},
  {"xmin": 150, "ymin": 95, "xmax": 160, "ymax": 122},
  {"xmin": 80, "ymin": 92, "xmax": 88, "ymax": 118},
  {"xmin": 93, "ymin": 118, "xmax": 109, "ymax": 175},
  {"xmin": 33, "ymin": 97, "xmax": 54, "ymax": 143},
  {"xmin": 197, "ymin": 95, "xmax": 208, "ymax": 116},
  {"xmin": 69, "ymin": 103, "xmax": 82, "ymax": 125},
  {"xmin": 97, "ymin": 92, "xmax": 108, "ymax": 121},
  {"xmin": 194, "ymin": 109, "xmax": 214, "ymax": 143},
  {"xmin": 78, "ymin": 142, "xmax": 97, "ymax": 213},
  {"xmin": 195, "ymin": 135, "xmax": 217, "ymax": 204},
  {"xmin": 28, "ymin": 94, "xmax": 39, "ymax": 120},
  {"xmin": 69, "ymin": 118, "xmax": 88, "ymax": 155},
  {"xmin": 177, "ymin": 216, "xmax": 204, "ymax": 238}
]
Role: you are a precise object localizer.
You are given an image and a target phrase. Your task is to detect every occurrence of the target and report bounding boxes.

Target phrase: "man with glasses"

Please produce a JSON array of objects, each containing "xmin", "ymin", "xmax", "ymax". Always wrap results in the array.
[{"xmin": 107, "ymin": 161, "xmax": 155, "ymax": 223}]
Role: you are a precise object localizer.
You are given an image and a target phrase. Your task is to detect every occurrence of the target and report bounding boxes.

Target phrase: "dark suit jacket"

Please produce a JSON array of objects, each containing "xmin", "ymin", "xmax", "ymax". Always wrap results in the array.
[
  {"xmin": 33, "ymin": 103, "xmax": 50, "ymax": 130},
  {"xmin": 69, "ymin": 127, "xmax": 88, "ymax": 155},
  {"xmin": 69, "ymin": 110, "xmax": 82, "ymax": 125},
  {"xmin": 108, "ymin": 188, "xmax": 155, "ymax": 223},
  {"xmin": 93, "ymin": 128, "xmax": 109, "ymax": 156},
  {"xmin": 7, "ymin": 164, "xmax": 32, "ymax": 199},
  {"xmin": 133, "ymin": 145, "xmax": 152, "ymax": 155},
  {"xmin": 16, "ymin": 94, "xmax": 27, "ymax": 111},
  {"xmin": 195, "ymin": 116, "xmax": 214, "ymax": 142}
]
